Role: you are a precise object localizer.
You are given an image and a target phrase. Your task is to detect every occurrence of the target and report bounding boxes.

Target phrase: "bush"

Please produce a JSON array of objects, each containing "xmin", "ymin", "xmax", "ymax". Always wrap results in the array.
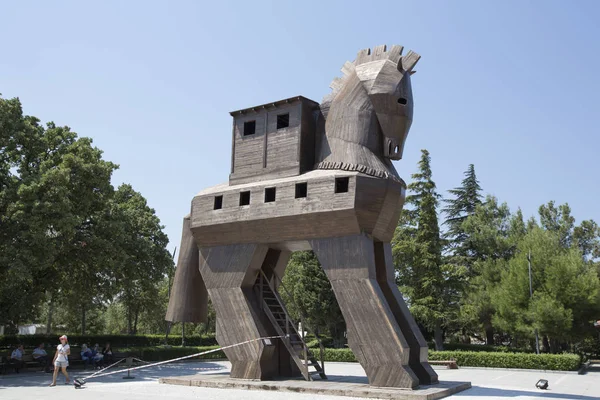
[
  {"xmin": 0, "ymin": 334, "xmax": 217, "ymax": 349},
  {"xmin": 114, "ymin": 346, "xmax": 356, "ymax": 363},
  {"xmin": 429, "ymin": 350, "xmax": 581, "ymax": 371},
  {"xmin": 322, "ymin": 348, "xmax": 357, "ymax": 362},
  {"xmin": 430, "ymin": 343, "xmax": 533, "ymax": 353},
  {"xmin": 574, "ymin": 336, "xmax": 600, "ymax": 360},
  {"xmin": 305, "ymin": 337, "xmax": 336, "ymax": 348}
]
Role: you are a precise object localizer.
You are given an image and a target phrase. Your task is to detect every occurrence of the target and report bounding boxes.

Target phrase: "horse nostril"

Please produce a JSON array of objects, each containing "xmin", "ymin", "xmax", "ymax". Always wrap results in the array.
[
  {"xmin": 388, "ymin": 141, "xmax": 393, "ymax": 155},
  {"xmin": 398, "ymin": 98, "xmax": 407, "ymax": 105}
]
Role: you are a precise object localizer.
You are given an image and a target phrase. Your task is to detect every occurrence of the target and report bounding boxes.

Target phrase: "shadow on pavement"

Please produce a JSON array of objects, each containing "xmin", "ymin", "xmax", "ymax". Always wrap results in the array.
[
  {"xmin": 457, "ymin": 385, "xmax": 595, "ymax": 400},
  {"xmin": 313, "ymin": 374, "xmax": 369, "ymax": 384}
]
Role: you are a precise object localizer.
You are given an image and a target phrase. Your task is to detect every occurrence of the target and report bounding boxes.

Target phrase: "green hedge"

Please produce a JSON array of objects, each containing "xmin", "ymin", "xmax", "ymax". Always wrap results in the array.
[
  {"xmin": 4, "ymin": 338, "xmax": 579, "ymax": 371},
  {"xmin": 305, "ymin": 337, "xmax": 336, "ymax": 349},
  {"xmin": 0, "ymin": 334, "xmax": 217, "ymax": 349},
  {"xmin": 323, "ymin": 349, "xmax": 579, "ymax": 371},
  {"xmin": 430, "ymin": 343, "xmax": 532, "ymax": 353},
  {"xmin": 429, "ymin": 350, "xmax": 580, "ymax": 371},
  {"xmin": 115, "ymin": 347, "xmax": 579, "ymax": 371},
  {"xmin": 123, "ymin": 346, "xmax": 356, "ymax": 363},
  {"xmin": 322, "ymin": 348, "xmax": 357, "ymax": 362},
  {"xmin": 119, "ymin": 346, "xmax": 226, "ymax": 361}
]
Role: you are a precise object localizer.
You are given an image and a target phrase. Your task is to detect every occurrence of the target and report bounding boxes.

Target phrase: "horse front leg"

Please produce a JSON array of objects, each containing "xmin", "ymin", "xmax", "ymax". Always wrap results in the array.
[
  {"xmin": 310, "ymin": 234, "xmax": 420, "ymax": 388},
  {"xmin": 373, "ymin": 241, "xmax": 438, "ymax": 385}
]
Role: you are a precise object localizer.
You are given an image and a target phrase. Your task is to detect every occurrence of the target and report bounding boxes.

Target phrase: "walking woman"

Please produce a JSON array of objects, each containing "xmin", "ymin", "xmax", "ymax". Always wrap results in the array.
[{"xmin": 50, "ymin": 335, "xmax": 70, "ymax": 386}]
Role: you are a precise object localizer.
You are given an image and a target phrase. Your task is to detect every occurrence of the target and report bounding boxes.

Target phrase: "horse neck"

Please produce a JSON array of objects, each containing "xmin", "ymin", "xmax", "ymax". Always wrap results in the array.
[
  {"xmin": 316, "ymin": 80, "xmax": 399, "ymax": 181},
  {"xmin": 324, "ymin": 79, "xmax": 381, "ymax": 153}
]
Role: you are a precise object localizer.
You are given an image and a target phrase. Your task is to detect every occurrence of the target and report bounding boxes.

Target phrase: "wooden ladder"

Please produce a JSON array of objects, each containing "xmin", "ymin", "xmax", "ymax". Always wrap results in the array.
[{"xmin": 255, "ymin": 270, "xmax": 327, "ymax": 381}]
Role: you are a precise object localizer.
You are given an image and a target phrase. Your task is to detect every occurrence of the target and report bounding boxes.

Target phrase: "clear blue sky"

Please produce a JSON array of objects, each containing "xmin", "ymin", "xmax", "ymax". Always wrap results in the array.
[{"xmin": 2, "ymin": 1, "xmax": 599, "ymax": 250}]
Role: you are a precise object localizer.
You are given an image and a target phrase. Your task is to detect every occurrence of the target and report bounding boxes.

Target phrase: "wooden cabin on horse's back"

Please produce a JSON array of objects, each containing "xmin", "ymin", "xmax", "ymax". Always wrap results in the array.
[{"xmin": 228, "ymin": 96, "xmax": 320, "ymax": 185}]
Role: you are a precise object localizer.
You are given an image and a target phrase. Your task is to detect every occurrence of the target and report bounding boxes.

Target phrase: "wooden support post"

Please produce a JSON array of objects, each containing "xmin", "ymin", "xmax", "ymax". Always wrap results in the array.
[
  {"xmin": 198, "ymin": 244, "xmax": 279, "ymax": 380},
  {"xmin": 311, "ymin": 234, "xmax": 420, "ymax": 388}
]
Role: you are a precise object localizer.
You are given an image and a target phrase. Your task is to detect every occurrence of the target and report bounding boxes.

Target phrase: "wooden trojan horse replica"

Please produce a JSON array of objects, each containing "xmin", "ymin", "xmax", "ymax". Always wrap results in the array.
[{"xmin": 166, "ymin": 44, "xmax": 438, "ymax": 389}]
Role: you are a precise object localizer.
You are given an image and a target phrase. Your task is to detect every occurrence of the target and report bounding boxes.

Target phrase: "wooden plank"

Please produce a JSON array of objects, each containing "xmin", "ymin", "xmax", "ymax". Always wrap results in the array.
[
  {"xmin": 401, "ymin": 50, "xmax": 421, "ymax": 72},
  {"xmin": 263, "ymin": 112, "xmax": 268, "ymax": 168}
]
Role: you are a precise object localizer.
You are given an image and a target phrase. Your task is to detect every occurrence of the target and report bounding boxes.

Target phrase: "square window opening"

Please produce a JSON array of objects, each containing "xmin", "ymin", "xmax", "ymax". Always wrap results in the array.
[
  {"xmin": 295, "ymin": 182, "xmax": 307, "ymax": 198},
  {"xmin": 213, "ymin": 195, "xmax": 223, "ymax": 210},
  {"xmin": 239, "ymin": 191, "xmax": 251, "ymax": 206},
  {"xmin": 335, "ymin": 177, "xmax": 350, "ymax": 193},
  {"xmin": 276, "ymin": 113, "xmax": 289, "ymax": 129},
  {"xmin": 264, "ymin": 187, "xmax": 276, "ymax": 203},
  {"xmin": 243, "ymin": 120, "xmax": 256, "ymax": 136}
]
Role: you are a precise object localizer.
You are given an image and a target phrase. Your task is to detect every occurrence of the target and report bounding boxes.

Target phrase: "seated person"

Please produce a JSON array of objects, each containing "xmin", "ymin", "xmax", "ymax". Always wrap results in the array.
[
  {"xmin": 102, "ymin": 342, "xmax": 114, "ymax": 365},
  {"xmin": 32, "ymin": 343, "xmax": 51, "ymax": 372},
  {"xmin": 10, "ymin": 345, "xmax": 25, "ymax": 373},
  {"xmin": 92, "ymin": 343, "xmax": 104, "ymax": 368},
  {"xmin": 80, "ymin": 344, "xmax": 94, "ymax": 368}
]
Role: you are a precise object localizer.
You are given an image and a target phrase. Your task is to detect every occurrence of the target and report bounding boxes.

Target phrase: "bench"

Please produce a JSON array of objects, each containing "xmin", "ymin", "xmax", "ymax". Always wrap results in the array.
[
  {"xmin": 429, "ymin": 360, "xmax": 459, "ymax": 369},
  {"xmin": 0, "ymin": 353, "xmax": 37, "ymax": 373},
  {"xmin": 22, "ymin": 354, "xmax": 48, "ymax": 371},
  {"xmin": 1, "ymin": 351, "xmax": 53, "ymax": 373},
  {"xmin": 0, "ymin": 348, "xmax": 130, "ymax": 373},
  {"xmin": 68, "ymin": 352, "xmax": 86, "ymax": 368},
  {"xmin": 0, "ymin": 355, "xmax": 7, "ymax": 374},
  {"xmin": 0, "ymin": 353, "xmax": 23, "ymax": 374}
]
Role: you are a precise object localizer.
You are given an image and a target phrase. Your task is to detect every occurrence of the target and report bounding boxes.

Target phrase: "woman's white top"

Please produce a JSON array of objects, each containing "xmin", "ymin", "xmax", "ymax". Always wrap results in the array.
[{"xmin": 56, "ymin": 344, "xmax": 70, "ymax": 362}]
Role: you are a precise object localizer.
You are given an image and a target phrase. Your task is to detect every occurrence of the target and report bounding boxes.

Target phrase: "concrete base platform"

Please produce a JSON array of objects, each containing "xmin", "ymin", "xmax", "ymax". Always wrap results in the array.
[{"xmin": 159, "ymin": 373, "xmax": 471, "ymax": 400}]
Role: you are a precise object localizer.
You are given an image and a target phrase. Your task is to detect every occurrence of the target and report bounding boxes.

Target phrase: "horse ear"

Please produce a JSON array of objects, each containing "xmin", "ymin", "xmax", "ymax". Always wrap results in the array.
[{"xmin": 400, "ymin": 50, "xmax": 420, "ymax": 73}]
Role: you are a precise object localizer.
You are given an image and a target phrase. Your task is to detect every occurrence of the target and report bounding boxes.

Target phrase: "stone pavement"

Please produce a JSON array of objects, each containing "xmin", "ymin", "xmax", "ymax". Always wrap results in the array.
[{"xmin": 0, "ymin": 360, "xmax": 598, "ymax": 400}]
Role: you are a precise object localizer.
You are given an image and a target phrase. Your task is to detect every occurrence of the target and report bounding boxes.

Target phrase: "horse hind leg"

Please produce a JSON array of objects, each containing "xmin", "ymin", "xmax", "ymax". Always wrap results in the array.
[
  {"xmin": 310, "ymin": 234, "xmax": 420, "ymax": 388},
  {"xmin": 199, "ymin": 243, "xmax": 289, "ymax": 380},
  {"xmin": 165, "ymin": 215, "xmax": 208, "ymax": 324}
]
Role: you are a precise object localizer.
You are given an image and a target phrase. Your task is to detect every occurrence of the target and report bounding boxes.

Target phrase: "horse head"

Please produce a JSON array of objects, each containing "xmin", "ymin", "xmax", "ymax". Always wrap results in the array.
[
  {"xmin": 317, "ymin": 45, "xmax": 420, "ymax": 179},
  {"xmin": 354, "ymin": 45, "xmax": 420, "ymax": 160}
]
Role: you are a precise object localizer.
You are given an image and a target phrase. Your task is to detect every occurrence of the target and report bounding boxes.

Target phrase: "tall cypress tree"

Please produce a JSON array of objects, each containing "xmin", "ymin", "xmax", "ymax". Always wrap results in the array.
[
  {"xmin": 393, "ymin": 149, "xmax": 446, "ymax": 349},
  {"xmin": 443, "ymin": 164, "xmax": 483, "ymax": 271}
]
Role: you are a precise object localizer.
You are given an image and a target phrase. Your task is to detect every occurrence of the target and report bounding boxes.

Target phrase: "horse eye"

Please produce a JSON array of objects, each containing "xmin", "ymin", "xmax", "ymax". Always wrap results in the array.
[{"xmin": 398, "ymin": 98, "xmax": 407, "ymax": 105}]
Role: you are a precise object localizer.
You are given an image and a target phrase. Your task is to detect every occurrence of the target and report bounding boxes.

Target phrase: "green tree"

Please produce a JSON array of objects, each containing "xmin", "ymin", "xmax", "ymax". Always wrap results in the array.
[
  {"xmin": 573, "ymin": 219, "xmax": 600, "ymax": 261},
  {"xmin": 0, "ymin": 96, "xmax": 117, "ymax": 330},
  {"xmin": 538, "ymin": 201, "xmax": 575, "ymax": 248},
  {"xmin": 1, "ymin": 95, "xmax": 172, "ymax": 335},
  {"xmin": 493, "ymin": 227, "xmax": 600, "ymax": 352},
  {"xmin": 458, "ymin": 197, "xmax": 514, "ymax": 344},
  {"xmin": 111, "ymin": 184, "xmax": 173, "ymax": 334},
  {"xmin": 443, "ymin": 164, "xmax": 483, "ymax": 268},
  {"xmin": 393, "ymin": 149, "xmax": 449, "ymax": 350},
  {"xmin": 281, "ymin": 251, "xmax": 345, "ymax": 344}
]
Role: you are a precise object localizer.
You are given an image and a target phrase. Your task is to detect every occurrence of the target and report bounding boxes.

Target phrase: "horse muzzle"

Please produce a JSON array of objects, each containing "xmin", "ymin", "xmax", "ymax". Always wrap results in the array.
[{"xmin": 384, "ymin": 137, "xmax": 404, "ymax": 160}]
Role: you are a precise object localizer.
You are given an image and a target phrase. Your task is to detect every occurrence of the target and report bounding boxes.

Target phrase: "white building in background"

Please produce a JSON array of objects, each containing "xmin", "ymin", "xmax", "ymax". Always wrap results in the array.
[{"xmin": 18, "ymin": 324, "xmax": 46, "ymax": 335}]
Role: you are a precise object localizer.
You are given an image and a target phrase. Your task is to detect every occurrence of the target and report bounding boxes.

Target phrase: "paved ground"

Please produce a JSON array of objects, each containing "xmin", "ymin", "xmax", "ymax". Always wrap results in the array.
[{"xmin": 0, "ymin": 361, "xmax": 598, "ymax": 400}]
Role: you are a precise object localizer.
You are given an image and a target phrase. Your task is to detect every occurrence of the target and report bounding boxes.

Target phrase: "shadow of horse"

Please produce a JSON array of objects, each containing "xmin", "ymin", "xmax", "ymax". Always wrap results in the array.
[{"xmin": 456, "ymin": 385, "xmax": 597, "ymax": 400}]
